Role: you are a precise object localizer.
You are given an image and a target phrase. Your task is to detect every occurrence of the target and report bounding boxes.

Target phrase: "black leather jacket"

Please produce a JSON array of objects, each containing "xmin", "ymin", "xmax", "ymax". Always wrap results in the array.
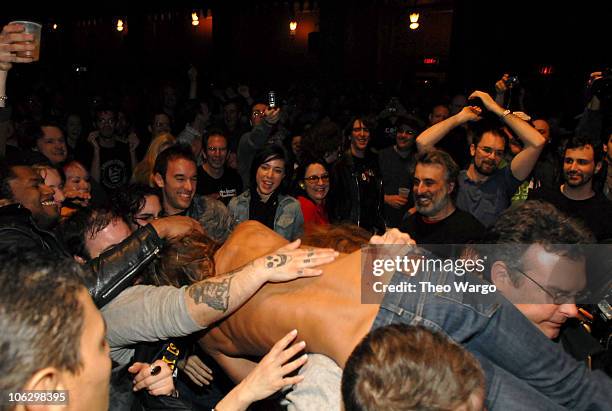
[
  {"xmin": 86, "ymin": 224, "xmax": 163, "ymax": 307},
  {"xmin": 328, "ymin": 149, "xmax": 385, "ymax": 234},
  {"xmin": 0, "ymin": 204, "xmax": 163, "ymax": 308}
]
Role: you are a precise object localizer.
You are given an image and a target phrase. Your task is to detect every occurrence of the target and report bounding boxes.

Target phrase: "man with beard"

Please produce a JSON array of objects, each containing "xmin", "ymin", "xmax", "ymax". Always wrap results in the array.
[
  {"xmin": 154, "ymin": 145, "xmax": 234, "ymax": 242},
  {"xmin": 417, "ymin": 91, "xmax": 545, "ymax": 228},
  {"xmin": 399, "ymin": 149, "xmax": 485, "ymax": 245},
  {"xmin": 378, "ymin": 118, "xmax": 420, "ymax": 227},
  {"xmin": 529, "ymin": 135, "xmax": 612, "ymax": 241},
  {"xmin": 0, "ymin": 160, "xmax": 203, "ymax": 307}
]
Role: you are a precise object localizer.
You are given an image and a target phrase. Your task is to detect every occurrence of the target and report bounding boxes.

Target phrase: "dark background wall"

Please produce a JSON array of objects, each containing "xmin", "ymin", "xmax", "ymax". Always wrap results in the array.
[{"xmin": 2, "ymin": 0, "xmax": 608, "ymax": 97}]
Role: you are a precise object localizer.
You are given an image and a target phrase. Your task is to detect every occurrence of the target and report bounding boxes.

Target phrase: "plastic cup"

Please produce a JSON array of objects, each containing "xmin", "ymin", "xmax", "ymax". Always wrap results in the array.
[
  {"xmin": 398, "ymin": 187, "xmax": 410, "ymax": 199},
  {"xmin": 9, "ymin": 21, "xmax": 42, "ymax": 61}
]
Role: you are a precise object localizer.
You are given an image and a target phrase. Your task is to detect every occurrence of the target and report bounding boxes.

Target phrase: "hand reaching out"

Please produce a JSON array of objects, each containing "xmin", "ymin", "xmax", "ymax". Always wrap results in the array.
[
  {"xmin": 130, "ymin": 360, "xmax": 175, "ymax": 397},
  {"xmin": 215, "ymin": 329, "xmax": 308, "ymax": 410},
  {"xmin": 178, "ymin": 355, "xmax": 214, "ymax": 386},
  {"xmin": 0, "ymin": 24, "xmax": 35, "ymax": 70},
  {"xmin": 255, "ymin": 239, "xmax": 339, "ymax": 283}
]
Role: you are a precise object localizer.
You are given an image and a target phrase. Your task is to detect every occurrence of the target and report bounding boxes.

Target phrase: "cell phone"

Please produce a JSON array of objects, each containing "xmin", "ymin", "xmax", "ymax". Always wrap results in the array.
[{"xmin": 268, "ymin": 91, "xmax": 277, "ymax": 109}]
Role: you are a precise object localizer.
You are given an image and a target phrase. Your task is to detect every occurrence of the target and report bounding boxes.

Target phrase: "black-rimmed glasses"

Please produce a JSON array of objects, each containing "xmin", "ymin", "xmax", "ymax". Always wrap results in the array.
[{"xmin": 514, "ymin": 267, "xmax": 590, "ymax": 304}]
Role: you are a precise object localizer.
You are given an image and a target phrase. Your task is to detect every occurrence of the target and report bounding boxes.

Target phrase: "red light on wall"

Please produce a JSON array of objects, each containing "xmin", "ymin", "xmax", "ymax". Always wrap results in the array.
[
  {"xmin": 423, "ymin": 57, "xmax": 439, "ymax": 65},
  {"xmin": 539, "ymin": 65, "xmax": 553, "ymax": 75}
]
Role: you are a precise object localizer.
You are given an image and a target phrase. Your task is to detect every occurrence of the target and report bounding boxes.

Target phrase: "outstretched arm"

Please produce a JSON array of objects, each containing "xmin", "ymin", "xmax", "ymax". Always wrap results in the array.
[
  {"xmin": 416, "ymin": 106, "xmax": 481, "ymax": 153},
  {"xmin": 214, "ymin": 329, "xmax": 308, "ymax": 411},
  {"xmin": 184, "ymin": 239, "xmax": 338, "ymax": 327},
  {"xmin": 468, "ymin": 91, "xmax": 546, "ymax": 181}
]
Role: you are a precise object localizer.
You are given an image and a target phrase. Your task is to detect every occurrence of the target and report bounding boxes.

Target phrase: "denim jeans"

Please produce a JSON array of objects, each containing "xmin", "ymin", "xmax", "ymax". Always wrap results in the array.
[{"xmin": 371, "ymin": 268, "xmax": 612, "ymax": 410}]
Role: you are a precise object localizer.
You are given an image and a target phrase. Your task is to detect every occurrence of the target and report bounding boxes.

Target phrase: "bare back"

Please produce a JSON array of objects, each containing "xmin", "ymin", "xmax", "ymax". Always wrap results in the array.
[{"xmin": 205, "ymin": 221, "xmax": 379, "ymax": 367}]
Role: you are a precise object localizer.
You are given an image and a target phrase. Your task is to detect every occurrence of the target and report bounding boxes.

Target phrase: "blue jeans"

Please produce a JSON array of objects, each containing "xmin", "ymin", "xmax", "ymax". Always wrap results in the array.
[{"xmin": 371, "ymin": 268, "xmax": 612, "ymax": 410}]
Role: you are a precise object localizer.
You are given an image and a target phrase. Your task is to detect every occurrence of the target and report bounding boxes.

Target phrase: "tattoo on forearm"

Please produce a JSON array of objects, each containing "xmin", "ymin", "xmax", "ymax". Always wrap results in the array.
[
  {"xmin": 188, "ymin": 277, "xmax": 232, "ymax": 312},
  {"xmin": 265, "ymin": 254, "xmax": 289, "ymax": 268}
]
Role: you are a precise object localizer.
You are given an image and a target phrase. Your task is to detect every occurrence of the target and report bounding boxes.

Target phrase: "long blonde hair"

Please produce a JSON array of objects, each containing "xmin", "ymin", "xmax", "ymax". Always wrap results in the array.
[{"xmin": 131, "ymin": 132, "xmax": 176, "ymax": 186}]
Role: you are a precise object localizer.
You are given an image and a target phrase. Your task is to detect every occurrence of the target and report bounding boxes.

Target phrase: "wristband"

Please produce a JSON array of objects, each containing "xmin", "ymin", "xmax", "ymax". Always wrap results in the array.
[{"xmin": 500, "ymin": 109, "xmax": 512, "ymax": 119}]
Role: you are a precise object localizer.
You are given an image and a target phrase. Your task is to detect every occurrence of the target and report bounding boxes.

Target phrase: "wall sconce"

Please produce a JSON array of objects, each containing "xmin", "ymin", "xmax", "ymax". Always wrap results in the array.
[
  {"xmin": 116, "ymin": 19, "xmax": 125, "ymax": 32},
  {"xmin": 289, "ymin": 19, "xmax": 298, "ymax": 36},
  {"xmin": 409, "ymin": 12, "xmax": 420, "ymax": 30},
  {"xmin": 539, "ymin": 65, "xmax": 554, "ymax": 75},
  {"xmin": 191, "ymin": 12, "xmax": 200, "ymax": 26}
]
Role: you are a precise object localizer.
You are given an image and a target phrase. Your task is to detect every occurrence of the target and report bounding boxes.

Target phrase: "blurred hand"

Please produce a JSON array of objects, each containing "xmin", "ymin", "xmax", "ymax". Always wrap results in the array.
[
  {"xmin": 178, "ymin": 355, "xmax": 214, "ymax": 386},
  {"xmin": 264, "ymin": 107, "xmax": 281, "ymax": 125},
  {"xmin": 130, "ymin": 360, "xmax": 175, "ymax": 397},
  {"xmin": 87, "ymin": 131, "xmax": 100, "ymax": 151},
  {"xmin": 63, "ymin": 190, "xmax": 92, "ymax": 202},
  {"xmin": 495, "ymin": 73, "xmax": 509, "ymax": 94},
  {"xmin": 151, "ymin": 216, "xmax": 204, "ymax": 241},
  {"xmin": 255, "ymin": 239, "xmax": 339, "ymax": 283},
  {"xmin": 0, "ymin": 24, "xmax": 35, "ymax": 70},
  {"xmin": 456, "ymin": 105, "xmax": 482, "ymax": 123},
  {"xmin": 384, "ymin": 194, "xmax": 409, "ymax": 209},
  {"xmin": 237, "ymin": 84, "xmax": 251, "ymax": 99},
  {"xmin": 234, "ymin": 329, "xmax": 308, "ymax": 404},
  {"xmin": 468, "ymin": 91, "xmax": 503, "ymax": 116},
  {"xmin": 128, "ymin": 132, "xmax": 140, "ymax": 152},
  {"xmin": 369, "ymin": 228, "xmax": 415, "ymax": 246}
]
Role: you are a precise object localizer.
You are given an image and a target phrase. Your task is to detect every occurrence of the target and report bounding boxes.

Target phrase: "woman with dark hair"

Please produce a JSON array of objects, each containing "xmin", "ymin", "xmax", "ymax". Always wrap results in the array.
[
  {"xmin": 293, "ymin": 158, "xmax": 330, "ymax": 228},
  {"xmin": 111, "ymin": 183, "xmax": 162, "ymax": 231},
  {"xmin": 229, "ymin": 143, "xmax": 304, "ymax": 240},
  {"xmin": 328, "ymin": 116, "xmax": 385, "ymax": 234}
]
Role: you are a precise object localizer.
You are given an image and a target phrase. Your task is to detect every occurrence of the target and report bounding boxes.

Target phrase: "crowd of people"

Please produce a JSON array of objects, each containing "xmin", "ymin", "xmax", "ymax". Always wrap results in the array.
[{"xmin": 1, "ymin": 21, "xmax": 612, "ymax": 411}]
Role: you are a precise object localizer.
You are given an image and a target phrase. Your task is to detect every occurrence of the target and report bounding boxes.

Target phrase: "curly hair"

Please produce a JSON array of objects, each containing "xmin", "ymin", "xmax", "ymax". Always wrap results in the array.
[
  {"xmin": 484, "ymin": 200, "xmax": 594, "ymax": 284},
  {"xmin": 148, "ymin": 232, "xmax": 221, "ymax": 287},
  {"xmin": 300, "ymin": 120, "xmax": 343, "ymax": 164},
  {"xmin": 111, "ymin": 183, "xmax": 161, "ymax": 227},
  {"xmin": 301, "ymin": 223, "xmax": 370, "ymax": 254}
]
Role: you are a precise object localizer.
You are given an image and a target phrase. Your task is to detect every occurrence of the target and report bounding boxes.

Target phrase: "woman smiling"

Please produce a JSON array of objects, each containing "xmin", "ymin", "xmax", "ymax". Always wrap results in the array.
[
  {"xmin": 229, "ymin": 144, "xmax": 304, "ymax": 240},
  {"xmin": 294, "ymin": 159, "xmax": 330, "ymax": 228}
]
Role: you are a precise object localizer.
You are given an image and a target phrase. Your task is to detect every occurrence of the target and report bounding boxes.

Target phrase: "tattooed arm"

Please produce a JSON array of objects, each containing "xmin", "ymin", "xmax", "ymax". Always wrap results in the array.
[{"xmin": 185, "ymin": 239, "xmax": 338, "ymax": 327}]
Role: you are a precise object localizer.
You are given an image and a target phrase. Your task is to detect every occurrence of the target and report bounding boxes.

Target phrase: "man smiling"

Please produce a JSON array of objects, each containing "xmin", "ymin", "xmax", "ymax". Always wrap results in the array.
[
  {"xmin": 153, "ymin": 145, "xmax": 233, "ymax": 242},
  {"xmin": 529, "ymin": 135, "xmax": 612, "ymax": 241}
]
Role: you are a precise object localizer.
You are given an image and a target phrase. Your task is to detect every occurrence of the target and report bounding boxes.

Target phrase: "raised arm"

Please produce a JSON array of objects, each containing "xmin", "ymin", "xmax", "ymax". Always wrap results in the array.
[
  {"xmin": 184, "ymin": 239, "xmax": 338, "ymax": 327},
  {"xmin": 469, "ymin": 91, "xmax": 546, "ymax": 181},
  {"xmin": 416, "ymin": 106, "xmax": 481, "ymax": 153}
]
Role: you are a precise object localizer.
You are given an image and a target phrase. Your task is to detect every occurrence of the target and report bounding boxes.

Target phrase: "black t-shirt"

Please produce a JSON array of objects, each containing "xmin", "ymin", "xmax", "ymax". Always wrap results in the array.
[
  {"xmin": 78, "ymin": 141, "xmax": 132, "ymax": 191},
  {"xmin": 196, "ymin": 166, "xmax": 243, "ymax": 205},
  {"xmin": 400, "ymin": 208, "xmax": 486, "ymax": 245},
  {"xmin": 378, "ymin": 146, "xmax": 415, "ymax": 228},
  {"xmin": 528, "ymin": 186, "xmax": 612, "ymax": 241}
]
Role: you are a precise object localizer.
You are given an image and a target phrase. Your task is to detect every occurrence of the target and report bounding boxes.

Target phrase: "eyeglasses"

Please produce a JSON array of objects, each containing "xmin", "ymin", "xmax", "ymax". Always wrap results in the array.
[
  {"xmin": 207, "ymin": 146, "xmax": 228, "ymax": 153},
  {"xmin": 477, "ymin": 145, "xmax": 504, "ymax": 158},
  {"xmin": 397, "ymin": 127, "xmax": 417, "ymax": 135},
  {"xmin": 514, "ymin": 267, "xmax": 591, "ymax": 304},
  {"xmin": 98, "ymin": 118, "xmax": 115, "ymax": 125},
  {"xmin": 252, "ymin": 110, "xmax": 265, "ymax": 117},
  {"xmin": 304, "ymin": 174, "xmax": 330, "ymax": 184}
]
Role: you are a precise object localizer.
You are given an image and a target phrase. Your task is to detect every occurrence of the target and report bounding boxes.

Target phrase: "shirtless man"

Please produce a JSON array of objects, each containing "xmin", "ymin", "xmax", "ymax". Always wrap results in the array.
[{"xmin": 203, "ymin": 221, "xmax": 612, "ymax": 410}]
